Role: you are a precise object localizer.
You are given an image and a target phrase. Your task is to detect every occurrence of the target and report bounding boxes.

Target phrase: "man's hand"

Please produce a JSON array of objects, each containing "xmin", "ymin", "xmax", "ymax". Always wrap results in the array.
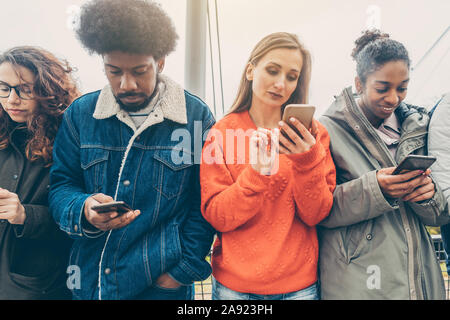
[
  {"xmin": 84, "ymin": 193, "xmax": 140, "ymax": 231},
  {"xmin": 156, "ymin": 273, "xmax": 181, "ymax": 289},
  {"xmin": 0, "ymin": 188, "xmax": 26, "ymax": 225},
  {"xmin": 377, "ymin": 168, "xmax": 435, "ymax": 202}
]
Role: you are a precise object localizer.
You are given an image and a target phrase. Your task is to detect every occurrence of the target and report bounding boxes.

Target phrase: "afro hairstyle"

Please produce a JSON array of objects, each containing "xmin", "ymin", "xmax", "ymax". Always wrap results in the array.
[{"xmin": 76, "ymin": 0, "xmax": 178, "ymax": 58}]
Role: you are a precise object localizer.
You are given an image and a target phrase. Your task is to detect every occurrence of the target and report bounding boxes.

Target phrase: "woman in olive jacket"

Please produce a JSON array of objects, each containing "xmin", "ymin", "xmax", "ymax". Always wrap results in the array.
[
  {"xmin": 0, "ymin": 47, "xmax": 79, "ymax": 299},
  {"xmin": 318, "ymin": 30, "xmax": 450, "ymax": 300}
]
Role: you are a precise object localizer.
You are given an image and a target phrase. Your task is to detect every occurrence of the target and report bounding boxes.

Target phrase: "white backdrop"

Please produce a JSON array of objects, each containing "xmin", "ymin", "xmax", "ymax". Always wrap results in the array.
[{"xmin": 1, "ymin": 0, "xmax": 449, "ymax": 119}]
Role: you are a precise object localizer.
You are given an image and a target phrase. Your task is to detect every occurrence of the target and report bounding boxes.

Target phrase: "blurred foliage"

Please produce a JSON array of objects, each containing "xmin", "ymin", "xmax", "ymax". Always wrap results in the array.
[{"xmin": 427, "ymin": 226, "xmax": 441, "ymax": 235}]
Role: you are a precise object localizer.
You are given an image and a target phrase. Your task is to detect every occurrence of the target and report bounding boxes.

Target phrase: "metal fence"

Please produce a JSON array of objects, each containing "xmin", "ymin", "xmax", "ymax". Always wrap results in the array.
[
  {"xmin": 194, "ymin": 235, "xmax": 450, "ymax": 300},
  {"xmin": 432, "ymin": 234, "xmax": 449, "ymax": 299}
]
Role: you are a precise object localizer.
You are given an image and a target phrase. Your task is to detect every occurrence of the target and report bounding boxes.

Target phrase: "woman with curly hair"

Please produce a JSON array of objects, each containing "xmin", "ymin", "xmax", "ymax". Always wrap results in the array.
[
  {"xmin": 0, "ymin": 46, "xmax": 79, "ymax": 299},
  {"xmin": 318, "ymin": 30, "xmax": 450, "ymax": 299}
]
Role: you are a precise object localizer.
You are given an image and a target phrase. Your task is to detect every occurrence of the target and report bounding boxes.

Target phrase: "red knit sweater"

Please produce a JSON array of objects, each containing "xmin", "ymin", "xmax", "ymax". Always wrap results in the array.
[{"xmin": 200, "ymin": 111, "xmax": 336, "ymax": 295}]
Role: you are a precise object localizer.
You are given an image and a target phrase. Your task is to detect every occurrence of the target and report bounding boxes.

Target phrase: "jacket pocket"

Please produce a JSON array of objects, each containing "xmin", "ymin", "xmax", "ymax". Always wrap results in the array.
[
  {"xmin": 143, "ymin": 223, "xmax": 182, "ymax": 286},
  {"xmin": 8, "ymin": 272, "xmax": 51, "ymax": 294},
  {"xmin": 80, "ymin": 148, "xmax": 109, "ymax": 194},
  {"xmin": 152, "ymin": 149, "xmax": 194, "ymax": 200},
  {"xmin": 343, "ymin": 219, "xmax": 374, "ymax": 263}
]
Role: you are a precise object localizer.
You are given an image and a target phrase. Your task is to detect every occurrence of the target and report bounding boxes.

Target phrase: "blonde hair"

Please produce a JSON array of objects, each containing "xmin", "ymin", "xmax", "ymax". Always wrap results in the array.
[{"xmin": 228, "ymin": 32, "xmax": 311, "ymax": 114}]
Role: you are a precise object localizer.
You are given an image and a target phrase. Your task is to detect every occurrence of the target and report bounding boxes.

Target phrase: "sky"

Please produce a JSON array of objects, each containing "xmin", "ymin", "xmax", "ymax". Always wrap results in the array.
[{"xmin": 1, "ymin": 0, "xmax": 449, "ymax": 119}]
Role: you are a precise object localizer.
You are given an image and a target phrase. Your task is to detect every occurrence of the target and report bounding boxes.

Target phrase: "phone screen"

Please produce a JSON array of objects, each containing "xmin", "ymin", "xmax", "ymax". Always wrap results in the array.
[
  {"xmin": 392, "ymin": 155, "xmax": 437, "ymax": 175},
  {"xmin": 91, "ymin": 201, "xmax": 131, "ymax": 214}
]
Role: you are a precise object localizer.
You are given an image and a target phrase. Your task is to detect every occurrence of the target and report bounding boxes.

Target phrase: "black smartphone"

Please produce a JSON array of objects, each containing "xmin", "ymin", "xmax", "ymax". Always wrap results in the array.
[
  {"xmin": 91, "ymin": 201, "xmax": 132, "ymax": 214},
  {"xmin": 392, "ymin": 155, "xmax": 437, "ymax": 175}
]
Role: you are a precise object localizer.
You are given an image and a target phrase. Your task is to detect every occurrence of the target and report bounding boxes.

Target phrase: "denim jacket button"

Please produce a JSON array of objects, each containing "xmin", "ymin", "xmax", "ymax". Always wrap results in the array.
[
  {"xmin": 123, "ymin": 180, "xmax": 131, "ymax": 186},
  {"xmin": 104, "ymin": 268, "xmax": 111, "ymax": 275}
]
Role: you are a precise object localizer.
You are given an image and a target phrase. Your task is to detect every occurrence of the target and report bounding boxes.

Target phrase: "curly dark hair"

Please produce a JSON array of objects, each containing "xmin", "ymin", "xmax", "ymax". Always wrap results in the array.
[
  {"xmin": 351, "ymin": 29, "xmax": 410, "ymax": 84},
  {"xmin": 0, "ymin": 46, "xmax": 80, "ymax": 166},
  {"xmin": 76, "ymin": 0, "xmax": 178, "ymax": 58}
]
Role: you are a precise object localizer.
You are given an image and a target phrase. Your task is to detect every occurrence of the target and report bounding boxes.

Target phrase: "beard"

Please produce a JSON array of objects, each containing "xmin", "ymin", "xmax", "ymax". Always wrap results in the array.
[{"xmin": 114, "ymin": 93, "xmax": 153, "ymax": 113}]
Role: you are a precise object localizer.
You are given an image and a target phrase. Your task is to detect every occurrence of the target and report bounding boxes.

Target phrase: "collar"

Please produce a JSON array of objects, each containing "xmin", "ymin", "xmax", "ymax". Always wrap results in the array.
[
  {"xmin": 93, "ymin": 74, "xmax": 187, "ymax": 130},
  {"xmin": 379, "ymin": 111, "xmax": 401, "ymax": 134}
]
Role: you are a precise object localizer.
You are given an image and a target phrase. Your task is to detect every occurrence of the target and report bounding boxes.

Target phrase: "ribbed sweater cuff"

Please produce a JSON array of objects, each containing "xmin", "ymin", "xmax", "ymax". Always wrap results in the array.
[
  {"xmin": 238, "ymin": 165, "xmax": 282, "ymax": 193},
  {"xmin": 287, "ymin": 141, "xmax": 326, "ymax": 171}
]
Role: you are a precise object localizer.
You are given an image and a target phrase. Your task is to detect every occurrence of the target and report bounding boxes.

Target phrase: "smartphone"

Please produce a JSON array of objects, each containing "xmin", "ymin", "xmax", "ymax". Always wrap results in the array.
[
  {"xmin": 392, "ymin": 155, "xmax": 437, "ymax": 175},
  {"xmin": 91, "ymin": 201, "xmax": 132, "ymax": 214},
  {"xmin": 282, "ymin": 104, "xmax": 316, "ymax": 130}
]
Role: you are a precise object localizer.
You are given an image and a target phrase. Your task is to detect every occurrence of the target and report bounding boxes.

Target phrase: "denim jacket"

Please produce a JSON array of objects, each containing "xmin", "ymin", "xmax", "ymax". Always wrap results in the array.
[{"xmin": 49, "ymin": 75, "xmax": 216, "ymax": 300}]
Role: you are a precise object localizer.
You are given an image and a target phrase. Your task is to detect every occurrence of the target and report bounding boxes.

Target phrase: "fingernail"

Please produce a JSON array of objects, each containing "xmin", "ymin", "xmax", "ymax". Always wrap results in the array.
[
  {"xmin": 278, "ymin": 121, "xmax": 284, "ymax": 126},
  {"xmin": 290, "ymin": 117, "xmax": 295, "ymax": 122}
]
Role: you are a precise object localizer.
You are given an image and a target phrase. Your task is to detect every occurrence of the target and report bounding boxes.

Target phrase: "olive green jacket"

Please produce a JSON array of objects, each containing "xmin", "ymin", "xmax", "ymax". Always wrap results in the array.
[{"xmin": 318, "ymin": 87, "xmax": 450, "ymax": 300}]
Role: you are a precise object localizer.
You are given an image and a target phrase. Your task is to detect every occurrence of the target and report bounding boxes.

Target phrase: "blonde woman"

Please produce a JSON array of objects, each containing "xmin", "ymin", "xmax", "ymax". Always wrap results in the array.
[{"xmin": 200, "ymin": 32, "xmax": 336, "ymax": 300}]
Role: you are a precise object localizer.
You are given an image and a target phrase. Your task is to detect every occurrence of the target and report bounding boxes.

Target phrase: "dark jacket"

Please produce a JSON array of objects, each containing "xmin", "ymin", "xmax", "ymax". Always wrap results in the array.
[{"xmin": 0, "ymin": 123, "xmax": 72, "ymax": 299}]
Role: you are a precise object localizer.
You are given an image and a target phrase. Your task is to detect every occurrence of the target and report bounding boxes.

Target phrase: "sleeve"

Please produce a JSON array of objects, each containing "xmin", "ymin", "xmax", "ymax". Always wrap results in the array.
[
  {"xmin": 200, "ymin": 124, "xmax": 284, "ymax": 233},
  {"xmin": 428, "ymin": 93, "xmax": 450, "ymax": 223},
  {"xmin": 409, "ymin": 95, "xmax": 450, "ymax": 227},
  {"xmin": 319, "ymin": 170, "xmax": 399, "ymax": 228},
  {"xmin": 406, "ymin": 179, "xmax": 450, "ymax": 226},
  {"xmin": 13, "ymin": 204, "xmax": 56, "ymax": 240},
  {"xmin": 167, "ymin": 114, "xmax": 217, "ymax": 285},
  {"xmin": 286, "ymin": 122, "xmax": 336, "ymax": 226},
  {"xmin": 48, "ymin": 107, "xmax": 104, "ymax": 239}
]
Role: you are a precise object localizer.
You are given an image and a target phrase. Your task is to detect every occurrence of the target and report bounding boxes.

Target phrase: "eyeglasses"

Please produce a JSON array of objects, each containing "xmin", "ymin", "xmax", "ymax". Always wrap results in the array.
[{"xmin": 0, "ymin": 82, "xmax": 34, "ymax": 100}]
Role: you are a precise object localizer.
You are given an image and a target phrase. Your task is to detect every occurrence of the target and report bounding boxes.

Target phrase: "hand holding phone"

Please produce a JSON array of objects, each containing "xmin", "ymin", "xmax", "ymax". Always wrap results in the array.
[
  {"xmin": 279, "ymin": 104, "xmax": 317, "ymax": 155},
  {"xmin": 84, "ymin": 194, "xmax": 140, "ymax": 231},
  {"xmin": 91, "ymin": 201, "xmax": 132, "ymax": 214},
  {"xmin": 282, "ymin": 104, "xmax": 316, "ymax": 131},
  {"xmin": 377, "ymin": 154, "xmax": 437, "ymax": 202}
]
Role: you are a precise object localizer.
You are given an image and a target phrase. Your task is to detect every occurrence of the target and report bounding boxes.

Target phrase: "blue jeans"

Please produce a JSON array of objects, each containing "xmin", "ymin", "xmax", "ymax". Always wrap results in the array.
[
  {"xmin": 212, "ymin": 278, "xmax": 318, "ymax": 300},
  {"xmin": 132, "ymin": 284, "xmax": 194, "ymax": 300}
]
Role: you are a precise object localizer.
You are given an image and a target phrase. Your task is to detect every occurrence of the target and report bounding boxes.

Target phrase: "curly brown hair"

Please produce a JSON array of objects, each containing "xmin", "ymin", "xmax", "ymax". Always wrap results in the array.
[{"xmin": 0, "ymin": 46, "xmax": 80, "ymax": 166}]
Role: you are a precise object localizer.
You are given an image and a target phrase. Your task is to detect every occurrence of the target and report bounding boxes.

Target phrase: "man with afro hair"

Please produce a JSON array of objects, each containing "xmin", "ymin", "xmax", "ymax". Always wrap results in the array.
[{"xmin": 49, "ymin": 0, "xmax": 216, "ymax": 300}]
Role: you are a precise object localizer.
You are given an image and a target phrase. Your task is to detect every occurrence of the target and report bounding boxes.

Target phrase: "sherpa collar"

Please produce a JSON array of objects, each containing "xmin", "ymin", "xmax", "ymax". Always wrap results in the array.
[{"xmin": 93, "ymin": 74, "xmax": 187, "ymax": 131}]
